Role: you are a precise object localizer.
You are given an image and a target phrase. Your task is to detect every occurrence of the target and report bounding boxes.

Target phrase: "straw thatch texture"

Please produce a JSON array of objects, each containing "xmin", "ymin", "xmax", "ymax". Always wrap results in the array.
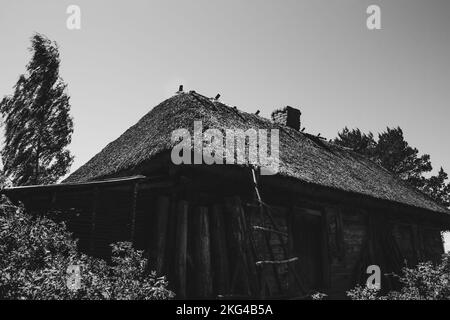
[{"xmin": 64, "ymin": 92, "xmax": 448, "ymax": 214}]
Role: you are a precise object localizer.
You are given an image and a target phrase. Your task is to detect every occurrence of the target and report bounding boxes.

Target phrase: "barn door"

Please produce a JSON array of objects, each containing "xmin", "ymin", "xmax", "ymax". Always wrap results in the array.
[{"xmin": 291, "ymin": 208, "xmax": 323, "ymax": 291}]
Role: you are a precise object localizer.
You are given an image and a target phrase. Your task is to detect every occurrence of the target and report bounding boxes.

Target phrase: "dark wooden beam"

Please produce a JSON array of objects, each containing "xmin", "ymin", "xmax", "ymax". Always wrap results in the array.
[
  {"xmin": 225, "ymin": 196, "xmax": 251, "ymax": 296},
  {"xmin": 89, "ymin": 187, "xmax": 99, "ymax": 255},
  {"xmin": 321, "ymin": 208, "xmax": 331, "ymax": 289},
  {"xmin": 155, "ymin": 196, "xmax": 170, "ymax": 275},
  {"xmin": 129, "ymin": 181, "xmax": 140, "ymax": 242},
  {"xmin": 175, "ymin": 200, "xmax": 189, "ymax": 298},
  {"xmin": 194, "ymin": 206, "xmax": 213, "ymax": 298},
  {"xmin": 210, "ymin": 204, "xmax": 230, "ymax": 296}
]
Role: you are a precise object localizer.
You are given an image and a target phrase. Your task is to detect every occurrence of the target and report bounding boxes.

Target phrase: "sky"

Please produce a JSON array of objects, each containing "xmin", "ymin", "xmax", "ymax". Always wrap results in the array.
[{"xmin": 0, "ymin": 0, "xmax": 449, "ymax": 250}]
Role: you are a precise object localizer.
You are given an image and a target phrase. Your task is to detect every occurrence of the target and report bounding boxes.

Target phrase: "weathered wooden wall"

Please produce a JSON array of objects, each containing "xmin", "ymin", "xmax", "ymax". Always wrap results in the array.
[{"xmin": 5, "ymin": 174, "xmax": 447, "ymax": 299}]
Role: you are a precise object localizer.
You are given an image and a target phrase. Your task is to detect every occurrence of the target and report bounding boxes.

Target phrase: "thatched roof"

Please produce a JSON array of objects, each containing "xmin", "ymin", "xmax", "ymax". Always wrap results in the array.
[{"xmin": 64, "ymin": 91, "xmax": 449, "ymax": 214}]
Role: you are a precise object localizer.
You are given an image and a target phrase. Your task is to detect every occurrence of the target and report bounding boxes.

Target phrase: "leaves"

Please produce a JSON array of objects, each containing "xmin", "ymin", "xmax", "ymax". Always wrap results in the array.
[
  {"xmin": 0, "ymin": 197, "xmax": 174, "ymax": 300},
  {"xmin": 0, "ymin": 33, "xmax": 73, "ymax": 186},
  {"xmin": 334, "ymin": 126, "xmax": 450, "ymax": 207},
  {"xmin": 333, "ymin": 127, "xmax": 376, "ymax": 157},
  {"xmin": 421, "ymin": 168, "xmax": 450, "ymax": 207},
  {"xmin": 347, "ymin": 254, "xmax": 450, "ymax": 300}
]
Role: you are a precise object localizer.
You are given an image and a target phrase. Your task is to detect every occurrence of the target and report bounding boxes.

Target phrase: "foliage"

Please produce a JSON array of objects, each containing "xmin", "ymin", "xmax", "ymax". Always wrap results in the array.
[
  {"xmin": 0, "ymin": 197, "xmax": 174, "ymax": 300},
  {"xmin": 311, "ymin": 292, "xmax": 328, "ymax": 300},
  {"xmin": 334, "ymin": 127, "xmax": 376, "ymax": 157},
  {"xmin": 421, "ymin": 168, "xmax": 450, "ymax": 208},
  {"xmin": 376, "ymin": 127, "xmax": 432, "ymax": 189},
  {"xmin": 334, "ymin": 126, "xmax": 450, "ymax": 207},
  {"xmin": 0, "ymin": 169, "xmax": 11, "ymax": 189},
  {"xmin": 346, "ymin": 285, "xmax": 383, "ymax": 300},
  {"xmin": 347, "ymin": 253, "xmax": 450, "ymax": 300},
  {"xmin": 0, "ymin": 33, "xmax": 73, "ymax": 186}
]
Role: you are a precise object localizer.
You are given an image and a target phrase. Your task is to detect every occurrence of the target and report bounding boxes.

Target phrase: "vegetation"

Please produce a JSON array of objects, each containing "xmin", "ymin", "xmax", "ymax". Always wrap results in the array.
[
  {"xmin": 347, "ymin": 253, "xmax": 450, "ymax": 300},
  {"xmin": 0, "ymin": 33, "xmax": 175, "ymax": 300},
  {"xmin": 0, "ymin": 33, "xmax": 73, "ymax": 186},
  {"xmin": 333, "ymin": 127, "xmax": 450, "ymax": 300},
  {"xmin": 334, "ymin": 126, "xmax": 450, "ymax": 207},
  {"xmin": 0, "ymin": 197, "xmax": 174, "ymax": 300}
]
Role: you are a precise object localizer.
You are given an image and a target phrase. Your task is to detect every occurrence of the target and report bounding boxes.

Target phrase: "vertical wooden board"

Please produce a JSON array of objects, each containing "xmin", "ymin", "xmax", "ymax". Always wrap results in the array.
[
  {"xmin": 210, "ymin": 204, "xmax": 230, "ymax": 296},
  {"xmin": 321, "ymin": 208, "xmax": 331, "ymax": 289},
  {"xmin": 240, "ymin": 201, "xmax": 260, "ymax": 296},
  {"xmin": 265, "ymin": 205, "xmax": 289, "ymax": 295},
  {"xmin": 89, "ymin": 187, "xmax": 99, "ymax": 255},
  {"xmin": 224, "ymin": 197, "xmax": 250, "ymax": 296},
  {"xmin": 392, "ymin": 223, "xmax": 416, "ymax": 265},
  {"xmin": 421, "ymin": 227, "xmax": 445, "ymax": 262},
  {"xmin": 164, "ymin": 193, "xmax": 179, "ymax": 291},
  {"xmin": 93, "ymin": 187, "xmax": 134, "ymax": 258},
  {"xmin": 412, "ymin": 224, "xmax": 425, "ymax": 262},
  {"xmin": 286, "ymin": 206, "xmax": 296, "ymax": 294},
  {"xmin": 247, "ymin": 203, "xmax": 275, "ymax": 298},
  {"xmin": 193, "ymin": 206, "xmax": 213, "ymax": 298},
  {"xmin": 321, "ymin": 207, "xmax": 346, "ymax": 264},
  {"xmin": 175, "ymin": 200, "xmax": 189, "ymax": 298},
  {"xmin": 55, "ymin": 189, "xmax": 94, "ymax": 253},
  {"xmin": 291, "ymin": 209, "xmax": 323, "ymax": 291},
  {"xmin": 326, "ymin": 207, "xmax": 369, "ymax": 297},
  {"xmin": 342, "ymin": 213, "xmax": 367, "ymax": 279},
  {"xmin": 133, "ymin": 190, "xmax": 155, "ymax": 251},
  {"xmin": 129, "ymin": 182, "xmax": 139, "ymax": 242},
  {"xmin": 155, "ymin": 196, "xmax": 170, "ymax": 275}
]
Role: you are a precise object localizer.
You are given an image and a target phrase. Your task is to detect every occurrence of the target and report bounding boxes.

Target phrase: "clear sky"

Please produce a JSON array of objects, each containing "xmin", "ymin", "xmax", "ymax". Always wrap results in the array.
[{"xmin": 0, "ymin": 1, "xmax": 449, "ymax": 249}]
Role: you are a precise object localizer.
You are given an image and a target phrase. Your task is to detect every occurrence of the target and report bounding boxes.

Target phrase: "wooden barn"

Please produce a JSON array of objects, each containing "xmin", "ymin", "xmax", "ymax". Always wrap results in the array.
[{"xmin": 2, "ymin": 91, "xmax": 450, "ymax": 299}]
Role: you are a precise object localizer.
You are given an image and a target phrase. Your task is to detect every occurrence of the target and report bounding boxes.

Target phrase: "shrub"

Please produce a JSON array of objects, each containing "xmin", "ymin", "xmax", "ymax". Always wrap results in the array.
[
  {"xmin": 0, "ymin": 197, "xmax": 174, "ymax": 300},
  {"xmin": 311, "ymin": 292, "xmax": 328, "ymax": 300},
  {"xmin": 347, "ymin": 254, "xmax": 450, "ymax": 300}
]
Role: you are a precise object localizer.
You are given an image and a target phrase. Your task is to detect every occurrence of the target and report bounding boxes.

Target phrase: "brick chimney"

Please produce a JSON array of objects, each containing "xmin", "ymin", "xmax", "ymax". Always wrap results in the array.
[{"xmin": 271, "ymin": 106, "xmax": 301, "ymax": 131}]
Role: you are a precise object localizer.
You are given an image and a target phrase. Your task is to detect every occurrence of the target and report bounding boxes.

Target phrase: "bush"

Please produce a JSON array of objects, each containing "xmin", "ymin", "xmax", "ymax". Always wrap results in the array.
[
  {"xmin": 347, "ymin": 254, "xmax": 450, "ymax": 300},
  {"xmin": 0, "ymin": 197, "xmax": 174, "ymax": 300}
]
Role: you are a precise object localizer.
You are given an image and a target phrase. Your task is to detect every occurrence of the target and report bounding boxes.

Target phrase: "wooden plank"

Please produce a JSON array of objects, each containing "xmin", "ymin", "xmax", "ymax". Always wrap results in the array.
[
  {"xmin": 194, "ymin": 206, "xmax": 213, "ymax": 298},
  {"xmin": 129, "ymin": 182, "xmax": 139, "ymax": 242},
  {"xmin": 225, "ymin": 196, "xmax": 251, "ymax": 296},
  {"xmin": 89, "ymin": 187, "xmax": 99, "ymax": 255},
  {"xmin": 412, "ymin": 224, "xmax": 424, "ymax": 262},
  {"xmin": 175, "ymin": 200, "xmax": 189, "ymax": 298},
  {"xmin": 166, "ymin": 192, "xmax": 181, "ymax": 286},
  {"xmin": 50, "ymin": 191, "xmax": 57, "ymax": 208},
  {"xmin": 155, "ymin": 196, "xmax": 170, "ymax": 275},
  {"xmin": 210, "ymin": 204, "xmax": 230, "ymax": 296},
  {"xmin": 253, "ymin": 225, "xmax": 288, "ymax": 237},
  {"xmin": 286, "ymin": 206, "xmax": 297, "ymax": 295},
  {"xmin": 240, "ymin": 202, "xmax": 261, "ymax": 297},
  {"xmin": 256, "ymin": 257, "xmax": 298, "ymax": 265},
  {"xmin": 261, "ymin": 224, "xmax": 283, "ymax": 293},
  {"xmin": 321, "ymin": 208, "xmax": 331, "ymax": 289}
]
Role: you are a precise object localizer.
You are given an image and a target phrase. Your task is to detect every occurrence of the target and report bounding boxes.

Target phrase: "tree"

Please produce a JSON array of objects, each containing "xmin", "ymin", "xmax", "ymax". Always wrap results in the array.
[
  {"xmin": 0, "ymin": 33, "xmax": 73, "ymax": 186},
  {"xmin": 421, "ymin": 168, "xmax": 450, "ymax": 208},
  {"xmin": 0, "ymin": 169, "xmax": 10, "ymax": 189},
  {"xmin": 334, "ymin": 126, "xmax": 449, "ymax": 207},
  {"xmin": 375, "ymin": 127, "xmax": 432, "ymax": 188},
  {"xmin": 333, "ymin": 127, "xmax": 376, "ymax": 157}
]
